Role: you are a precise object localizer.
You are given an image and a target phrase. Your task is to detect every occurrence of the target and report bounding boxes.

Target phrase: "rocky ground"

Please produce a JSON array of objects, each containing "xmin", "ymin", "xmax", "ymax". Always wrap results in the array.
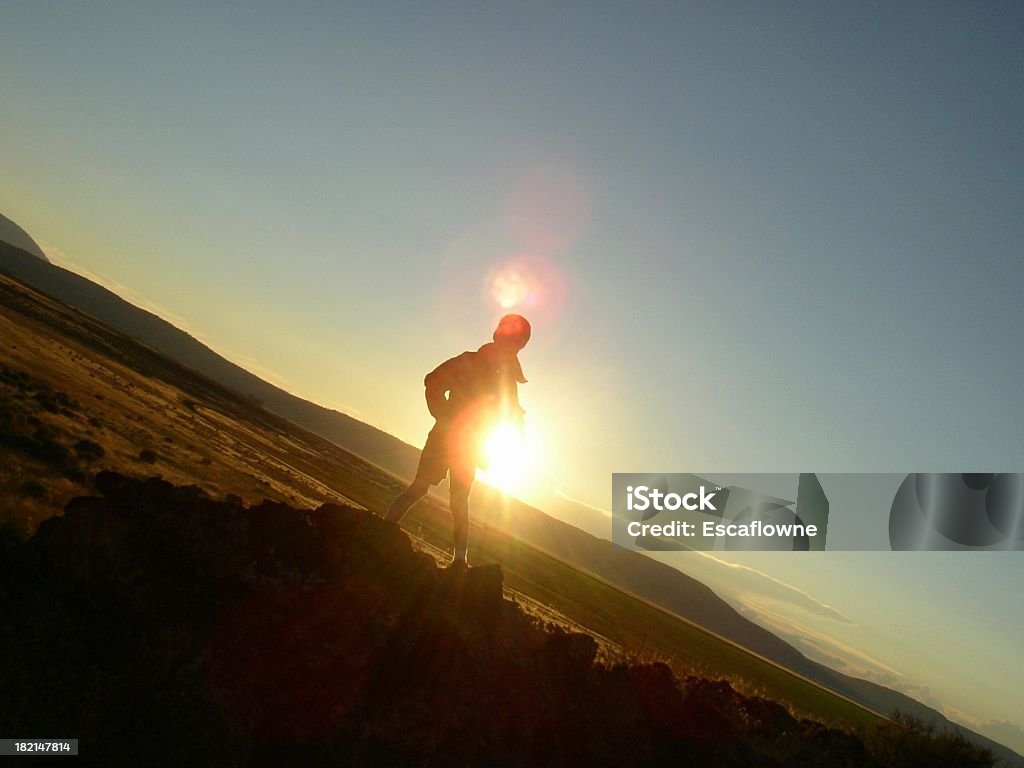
[{"xmin": 0, "ymin": 473, "xmax": 992, "ymax": 767}]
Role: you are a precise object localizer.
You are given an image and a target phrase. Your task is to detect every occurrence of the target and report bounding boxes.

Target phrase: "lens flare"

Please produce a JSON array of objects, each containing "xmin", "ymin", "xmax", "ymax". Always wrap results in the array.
[
  {"xmin": 491, "ymin": 266, "xmax": 532, "ymax": 309},
  {"xmin": 484, "ymin": 252, "xmax": 566, "ymax": 327}
]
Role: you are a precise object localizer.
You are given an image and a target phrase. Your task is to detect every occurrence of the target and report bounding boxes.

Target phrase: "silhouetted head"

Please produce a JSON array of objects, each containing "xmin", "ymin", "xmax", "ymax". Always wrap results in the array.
[{"xmin": 493, "ymin": 314, "xmax": 531, "ymax": 351}]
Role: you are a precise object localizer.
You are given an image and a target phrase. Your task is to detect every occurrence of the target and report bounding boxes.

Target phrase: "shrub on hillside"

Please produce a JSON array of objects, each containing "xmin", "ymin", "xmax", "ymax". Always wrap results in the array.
[{"xmin": 865, "ymin": 711, "xmax": 994, "ymax": 768}]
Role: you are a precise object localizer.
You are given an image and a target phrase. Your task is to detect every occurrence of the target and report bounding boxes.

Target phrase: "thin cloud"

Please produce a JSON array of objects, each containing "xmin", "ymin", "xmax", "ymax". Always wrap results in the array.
[
  {"xmin": 36, "ymin": 239, "xmax": 68, "ymax": 264},
  {"xmin": 40, "ymin": 243, "xmax": 201, "ymax": 336},
  {"xmin": 554, "ymin": 488, "xmax": 612, "ymax": 518},
  {"xmin": 740, "ymin": 597, "xmax": 901, "ymax": 678},
  {"xmin": 693, "ymin": 551, "xmax": 854, "ymax": 624}
]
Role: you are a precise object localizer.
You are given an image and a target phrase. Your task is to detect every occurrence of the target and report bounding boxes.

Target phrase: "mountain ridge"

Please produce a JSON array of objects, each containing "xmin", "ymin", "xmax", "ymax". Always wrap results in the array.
[{"xmin": 0, "ymin": 213, "xmax": 49, "ymax": 263}]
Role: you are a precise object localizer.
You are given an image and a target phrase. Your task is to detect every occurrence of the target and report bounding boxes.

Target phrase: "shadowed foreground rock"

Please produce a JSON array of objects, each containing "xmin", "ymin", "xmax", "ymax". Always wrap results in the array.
[{"xmin": 0, "ymin": 473, "xmax": 991, "ymax": 767}]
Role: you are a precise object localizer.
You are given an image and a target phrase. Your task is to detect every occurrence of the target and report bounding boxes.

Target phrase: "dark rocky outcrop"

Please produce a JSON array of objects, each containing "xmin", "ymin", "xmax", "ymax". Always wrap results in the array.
[{"xmin": 0, "ymin": 474, "xmax": 990, "ymax": 767}]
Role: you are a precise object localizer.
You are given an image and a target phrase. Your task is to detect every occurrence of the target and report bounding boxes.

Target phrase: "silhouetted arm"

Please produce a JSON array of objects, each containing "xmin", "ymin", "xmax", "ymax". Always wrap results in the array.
[{"xmin": 424, "ymin": 357, "xmax": 458, "ymax": 421}]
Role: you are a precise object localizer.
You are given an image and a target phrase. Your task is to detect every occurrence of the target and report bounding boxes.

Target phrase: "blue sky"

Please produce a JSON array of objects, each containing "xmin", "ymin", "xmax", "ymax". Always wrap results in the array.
[{"xmin": 2, "ymin": 1, "xmax": 1023, "ymax": 750}]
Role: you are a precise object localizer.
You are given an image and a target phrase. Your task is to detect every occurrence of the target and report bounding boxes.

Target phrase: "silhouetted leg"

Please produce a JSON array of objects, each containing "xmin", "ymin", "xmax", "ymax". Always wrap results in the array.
[
  {"xmin": 386, "ymin": 478, "xmax": 430, "ymax": 523},
  {"xmin": 450, "ymin": 473, "xmax": 472, "ymax": 564}
]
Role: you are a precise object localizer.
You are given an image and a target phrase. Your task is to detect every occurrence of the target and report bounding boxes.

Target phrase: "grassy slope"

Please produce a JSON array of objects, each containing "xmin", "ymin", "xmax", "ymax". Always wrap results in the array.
[
  {"xmin": 0, "ymin": 240, "xmax": 422, "ymax": 479},
  {"xmin": 0, "ymin": 269, "xmax": 882, "ymax": 733}
]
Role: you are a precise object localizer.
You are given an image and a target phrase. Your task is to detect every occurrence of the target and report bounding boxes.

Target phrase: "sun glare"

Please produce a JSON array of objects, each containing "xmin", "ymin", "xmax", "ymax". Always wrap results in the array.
[{"xmin": 479, "ymin": 420, "xmax": 541, "ymax": 497}]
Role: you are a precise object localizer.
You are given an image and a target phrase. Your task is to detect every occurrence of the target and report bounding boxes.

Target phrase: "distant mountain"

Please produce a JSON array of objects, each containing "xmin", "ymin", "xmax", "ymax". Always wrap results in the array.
[
  {"xmin": 0, "ymin": 214, "xmax": 49, "ymax": 263},
  {"xmin": 1, "ymin": 240, "xmax": 1019, "ymax": 767}
]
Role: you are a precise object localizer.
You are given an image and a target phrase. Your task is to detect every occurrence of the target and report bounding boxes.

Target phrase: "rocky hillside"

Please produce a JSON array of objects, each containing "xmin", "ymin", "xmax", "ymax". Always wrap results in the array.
[{"xmin": 0, "ymin": 473, "xmax": 993, "ymax": 767}]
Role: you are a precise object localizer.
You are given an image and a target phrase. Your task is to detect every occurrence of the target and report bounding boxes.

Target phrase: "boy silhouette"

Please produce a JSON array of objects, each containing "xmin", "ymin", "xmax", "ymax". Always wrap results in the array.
[{"xmin": 386, "ymin": 314, "xmax": 531, "ymax": 566}]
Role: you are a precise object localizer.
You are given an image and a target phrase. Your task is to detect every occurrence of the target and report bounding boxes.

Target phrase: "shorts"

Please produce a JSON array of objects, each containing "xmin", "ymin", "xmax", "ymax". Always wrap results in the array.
[{"xmin": 414, "ymin": 420, "xmax": 484, "ymax": 489}]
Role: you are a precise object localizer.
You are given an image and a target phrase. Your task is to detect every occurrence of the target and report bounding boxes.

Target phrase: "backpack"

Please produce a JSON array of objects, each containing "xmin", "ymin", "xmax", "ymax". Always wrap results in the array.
[{"xmin": 424, "ymin": 343, "xmax": 525, "ymax": 426}]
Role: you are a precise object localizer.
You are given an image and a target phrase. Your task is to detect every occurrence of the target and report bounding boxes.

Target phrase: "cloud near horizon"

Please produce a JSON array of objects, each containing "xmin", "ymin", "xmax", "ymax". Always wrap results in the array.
[
  {"xmin": 736, "ymin": 596, "xmax": 900, "ymax": 678},
  {"xmin": 694, "ymin": 552, "xmax": 854, "ymax": 625}
]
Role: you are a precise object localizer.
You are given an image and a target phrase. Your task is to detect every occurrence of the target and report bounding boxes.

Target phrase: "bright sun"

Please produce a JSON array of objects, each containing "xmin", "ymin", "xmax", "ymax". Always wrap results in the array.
[{"xmin": 478, "ymin": 421, "xmax": 541, "ymax": 497}]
